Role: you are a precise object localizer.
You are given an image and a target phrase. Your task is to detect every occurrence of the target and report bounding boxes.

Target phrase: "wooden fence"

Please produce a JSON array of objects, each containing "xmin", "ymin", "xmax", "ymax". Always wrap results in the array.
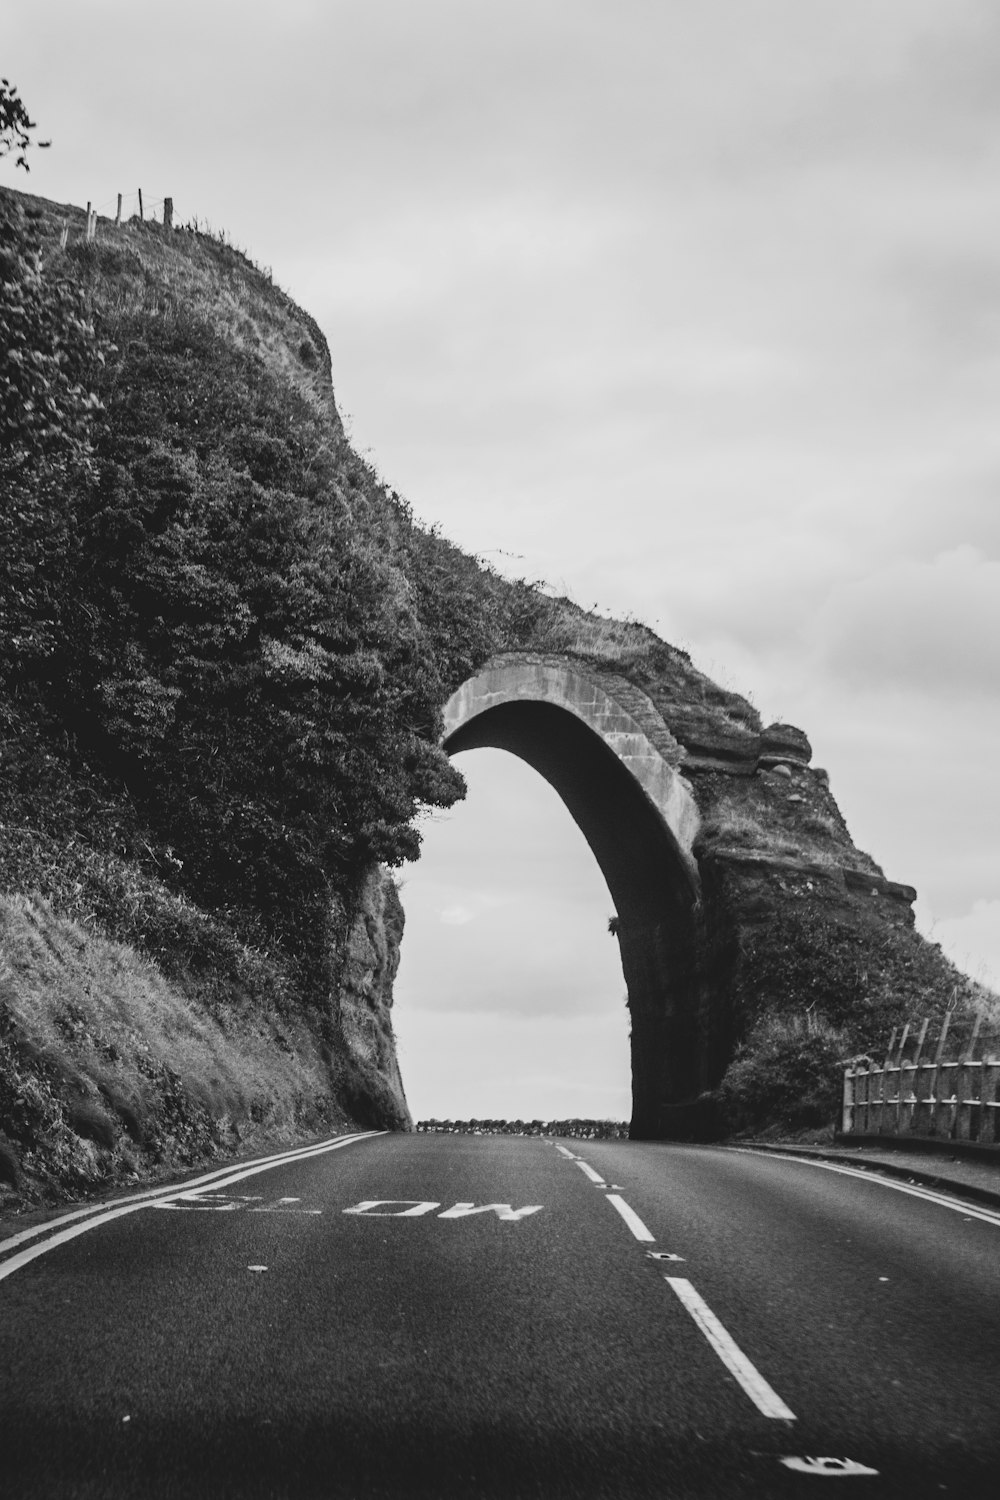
[
  {"xmin": 59, "ymin": 191, "xmax": 174, "ymax": 249},
  {"xmin": 841, "ymin": 1013, "xmax": 1000, "ymax": 1145}
]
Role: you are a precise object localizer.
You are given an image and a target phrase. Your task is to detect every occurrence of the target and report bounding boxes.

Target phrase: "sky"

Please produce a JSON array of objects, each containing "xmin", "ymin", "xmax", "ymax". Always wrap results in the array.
[{"xmin": 5, "ymin": 0, "xmax": 998, "ymax": 1121}]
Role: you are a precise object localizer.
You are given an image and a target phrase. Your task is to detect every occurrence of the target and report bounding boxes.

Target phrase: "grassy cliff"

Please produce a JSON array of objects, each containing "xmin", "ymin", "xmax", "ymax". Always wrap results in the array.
[
  {"xmin": 0, "ymin": 185, "xmax": 542, "ymax": 1203},
  {"xmin": 1, "ymin": 186, "xmax": 992, "ymax": 1201}
]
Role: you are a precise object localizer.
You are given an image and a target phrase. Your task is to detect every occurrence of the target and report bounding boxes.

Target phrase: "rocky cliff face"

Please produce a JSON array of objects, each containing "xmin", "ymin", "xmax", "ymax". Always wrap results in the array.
[
  {"xmin": 445, "ymin": 635, "xmax": 987, "ymax": 1137},
  {"xmin": 335, "ymin": 868, "xmax": 411, "ymax": 1129}
]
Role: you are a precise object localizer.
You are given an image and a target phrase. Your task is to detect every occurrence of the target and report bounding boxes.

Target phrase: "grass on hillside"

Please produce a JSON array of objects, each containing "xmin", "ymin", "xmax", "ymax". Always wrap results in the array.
[{"xmin": 0, "ymin": 894, "xmax": 352, "ymax": 1202}]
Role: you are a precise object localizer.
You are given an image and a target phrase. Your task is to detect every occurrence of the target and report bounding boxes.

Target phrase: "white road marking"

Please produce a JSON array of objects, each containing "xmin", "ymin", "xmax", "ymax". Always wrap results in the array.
[
  {"xmin": 0, "ymin": 1203, "xmax": 152, "ymax": 1285},
  {"xmin": 251, "ymin": 1197, "xmax": 322, "ymax": 1215},
  {"xmin": 0, "ymin": 1132, "xmax": 382, "ymax": 1282},
  {"xmin": 646, "ymin": 1250, "xmax": 685, "ymax": 1262},
  {"xmin": 605, "ymin": 1193, "xmax": 656, "ymax": 1242},
  {"xmin": 247, "ymin": 1265, "xmax": 268, "ymax": 1273},
  {"xmin": 343, "ymin": 1200, "xmax": 441, "ymax": 1217},
  {"xmin": 780, "ymin": 1456, "xmax": 879, "ymax": 1476},
  {"xmin": 664, "ymin": 1277, "xmax": 796, "ymax": 1421},
  {"xmin": 154, "ymin": 1193, "xmax": 263, "ymax": 1212},
  {"xmin": 574, "ymin": 1160, "xmax": 605, "ymax": 1184},
  {"xmin": 147, "ymin": 1134, "xmax": 384, "ymax": 1212},
  {"xmin": 555, "ymin": 1146, "xmax": 578, "ymax": 1160},
  {"xmin": 731, "ymin": 1150, "xmax": 1000, "ymax": 1229},
  {"xmin": 0, "ymin": 1131, "xmax": 380, "ymax": 1258},
  {"xmin": 437, "ymin": 1203, "xmax": 543, "ymax": 1221}
]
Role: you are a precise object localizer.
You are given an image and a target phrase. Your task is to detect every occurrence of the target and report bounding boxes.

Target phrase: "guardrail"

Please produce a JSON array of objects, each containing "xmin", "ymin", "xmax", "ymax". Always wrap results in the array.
[{"xmin": 842, "ymin": 1014, "xmax": 1000, "ymax": 1144}]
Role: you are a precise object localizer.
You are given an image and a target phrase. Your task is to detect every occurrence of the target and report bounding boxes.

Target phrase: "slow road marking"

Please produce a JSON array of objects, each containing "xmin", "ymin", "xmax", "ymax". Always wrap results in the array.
[
  {"xmin": 780, "ymin": 1456, "xmax": 879, "ymax": 1476},
  {"xmin": 342, "ymin": 1201, "xmax": 543, "ymax": 1221},
  {"xmin": 0, "ymin": 1131, "xmax": 382, "ymax": 1284}
]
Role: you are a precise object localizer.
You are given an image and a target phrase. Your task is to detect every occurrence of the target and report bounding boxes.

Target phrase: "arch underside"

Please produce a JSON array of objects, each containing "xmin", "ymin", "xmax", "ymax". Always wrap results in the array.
[{"xmin": 444, "ymin": 689, "xmax": 726, "ymax": 1139}]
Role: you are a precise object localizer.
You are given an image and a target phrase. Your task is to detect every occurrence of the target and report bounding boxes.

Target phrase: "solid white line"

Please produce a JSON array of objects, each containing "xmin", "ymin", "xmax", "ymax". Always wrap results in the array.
[
  {"xmin": 148, "ymin": 1135, "xmax": 378, "ymax": 1205},
  {"xmin": 0, "ymin": 1131, "xmax": 379, "ymax": 1257},
  {"xmin": 664, "ymin": 1277, "xmax": 797, "ymax": 1421},
  {"xmin": 0, "ymin": 1132, "xmax": 382, "ymax": 1274},
  {"xmin": 0, "ymin": 1203, "xmax": 150, "ymax": 1284},
  {"xmin": 605, "ymin": 1193, "xmax": 655, "ymax": 1242},
  {"xmin": 574, "ymin": 1160, "xmax": 605, "ymax": 1184},
  {"xmin": 731, "ymin": 1150, "xmax": 1000, "ymax": 1229}
]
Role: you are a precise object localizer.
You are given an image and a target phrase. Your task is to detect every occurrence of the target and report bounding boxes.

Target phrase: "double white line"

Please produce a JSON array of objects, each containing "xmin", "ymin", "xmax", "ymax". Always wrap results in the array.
[{"xmin": 0, "ymin": 1130, "xmax": 383, "ymax": 1284}]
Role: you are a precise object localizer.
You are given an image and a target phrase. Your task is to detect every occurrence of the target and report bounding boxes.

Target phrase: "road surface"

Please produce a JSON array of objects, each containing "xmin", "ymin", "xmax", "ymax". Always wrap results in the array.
[{"xmin": 1, "ymin": 1131, "xmax": 998, "ymax": 1498}]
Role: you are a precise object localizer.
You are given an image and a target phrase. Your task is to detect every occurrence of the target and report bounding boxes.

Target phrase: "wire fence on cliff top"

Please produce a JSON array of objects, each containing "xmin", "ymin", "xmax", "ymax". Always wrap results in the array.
[{"xmin": 63, "ymin": 189, "xmax": 176, "ymax": 248}]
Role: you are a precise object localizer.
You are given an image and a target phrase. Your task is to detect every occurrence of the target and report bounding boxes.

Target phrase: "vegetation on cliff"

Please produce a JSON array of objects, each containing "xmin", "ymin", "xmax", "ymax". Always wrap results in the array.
[
  {"xmin": 0, "ymin": 185, "xmax": 543, "ymax": 1199},
  {"xmin": 1, "ymin": 179, "xmax": 993, "ymax": 1198}
]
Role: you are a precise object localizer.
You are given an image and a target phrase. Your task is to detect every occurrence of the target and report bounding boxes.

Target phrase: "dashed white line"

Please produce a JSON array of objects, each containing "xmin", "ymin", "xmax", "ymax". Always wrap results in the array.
[
  {"xmin": 554, "ymin": 1145, "xmax": 578, "ymax": 1160},
  {"xmin": 664, "ymin": 1277, "xmax": 797, "ymax": 1421},
  {"xmin": 605, "ymin": 1193, "xmax": 656, "ymax": 1242},
  {"xmin": 574, "ymin": 1160, "xmax": 605, "ymax": 1185}
]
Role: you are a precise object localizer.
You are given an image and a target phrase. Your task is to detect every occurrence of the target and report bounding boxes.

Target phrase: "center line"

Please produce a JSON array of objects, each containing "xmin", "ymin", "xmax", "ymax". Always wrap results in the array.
[
  {"xmin": 574, "ymin": 1160, "xmax": 605, "ymax": 1185},
  {"xmin": 605, "ymin": 1193, "xmax": 655, "ymax": 1242},
  {"xmin": 664, "ymin": 1277, "xmax": 796, "ymax": 1421}
]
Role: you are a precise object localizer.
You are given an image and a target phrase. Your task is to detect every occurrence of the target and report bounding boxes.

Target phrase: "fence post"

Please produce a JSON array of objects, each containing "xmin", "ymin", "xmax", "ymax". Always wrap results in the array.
[
  {"xmin": 841, "ymin": 1065, "xmax": 854, "ymax": 1134},
  {"xmin": 871, "ymin": 1029, "xmax": 895, "ymax": 1135},
  {"xmin": 985, "ymin": 1043, "xmax": 1000, "ymax": 1145},
  {"xmin": 956, "ymin": 1014, "xmax": 983, "ymax": 1141},
  {"xmin": 116, "ymin": 193, "xmax": 122, "ymax": 226},
  {"xmin": 59, "ymin": 223, "xmax": 68, "ymax": 250},
  {"xmin": 905, "ymin": 1018, "xmax": 929, "ymax": 1134},
  {"xmin": 163, "ymin": 196, "xmax": 173, "ymax": 230},
  {"xmin": 892, "ymin": 1023, "xmax": 910, "ymax": 1133},
  {"xmin": 927, "ymin": 1012, "xmax": 951, "ymax": 1138},
  {"xmin": 138, "ymin": 188, "xmax": 144, "ymax": 221}
]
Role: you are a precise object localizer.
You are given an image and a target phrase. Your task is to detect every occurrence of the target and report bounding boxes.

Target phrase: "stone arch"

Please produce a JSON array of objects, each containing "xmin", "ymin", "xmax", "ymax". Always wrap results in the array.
[{"xmin": 441, "ymin": 654, "xmax": 723, "ymax": 1138}]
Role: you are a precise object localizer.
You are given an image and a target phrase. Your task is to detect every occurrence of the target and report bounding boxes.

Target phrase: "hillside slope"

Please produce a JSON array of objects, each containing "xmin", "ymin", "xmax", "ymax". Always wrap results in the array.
[{"xmin": 1, "ymin": 186, "xmax": 991, "ymax": 1203}]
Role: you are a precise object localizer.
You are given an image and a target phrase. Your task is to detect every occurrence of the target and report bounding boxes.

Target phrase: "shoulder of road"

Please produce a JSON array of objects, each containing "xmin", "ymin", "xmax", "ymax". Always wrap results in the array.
[{"xmin": 741, "ymin": 1138, "xmax": 1000, "ymax": 1210}]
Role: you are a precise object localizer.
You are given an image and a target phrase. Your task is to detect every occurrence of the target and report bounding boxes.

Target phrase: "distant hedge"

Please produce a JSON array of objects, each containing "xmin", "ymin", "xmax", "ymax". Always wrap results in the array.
[{"xmin": 417, "ymin": 1119, "xmax": 630, "ymax": 1139}]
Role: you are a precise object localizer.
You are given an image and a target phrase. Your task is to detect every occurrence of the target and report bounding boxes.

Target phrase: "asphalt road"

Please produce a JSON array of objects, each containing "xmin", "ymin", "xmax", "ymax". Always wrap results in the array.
[{"xmin": 1, "ymin": 1131, "xmax": 998, "ymax": 1499}]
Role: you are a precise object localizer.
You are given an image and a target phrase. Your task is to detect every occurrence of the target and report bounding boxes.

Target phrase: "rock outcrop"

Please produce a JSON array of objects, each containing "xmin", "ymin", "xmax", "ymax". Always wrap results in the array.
[
  {"xmin": 441, "ymin": 645, "xmax": 978, "ymax": 1138},
  {"xmin": 335, "ymin": 868, "xmax": 411, "ymax": 1129}
]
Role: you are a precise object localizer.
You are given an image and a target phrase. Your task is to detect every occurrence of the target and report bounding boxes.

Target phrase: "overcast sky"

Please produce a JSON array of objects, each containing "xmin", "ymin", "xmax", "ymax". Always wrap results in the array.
[{"xmin": 6, "ymin": 0, "xmax": 998, "ymax": 1121}]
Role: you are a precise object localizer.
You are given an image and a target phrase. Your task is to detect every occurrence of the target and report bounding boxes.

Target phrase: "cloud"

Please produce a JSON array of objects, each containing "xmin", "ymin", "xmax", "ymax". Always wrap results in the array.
[
  {"xmin": 439, "ymin": 905, "xmax": 475, "ymax": 927},
  {"xmin": 917, "ymin": 899, "xmax": 1000, "ymax": 993},
  {"xmin": 9, "ymin": 0, "xmax": 1000, "ymax": 1110},
  {"xmin": 808, "ymin": 546, "xmax": 1000, "ymax": 695}
]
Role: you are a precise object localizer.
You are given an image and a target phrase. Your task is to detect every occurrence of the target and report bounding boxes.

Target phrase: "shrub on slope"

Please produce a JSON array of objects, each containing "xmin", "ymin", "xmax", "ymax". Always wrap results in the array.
[{"xmin": 0, "ymin": 190, "xmax": 484, "ymax": 1003}]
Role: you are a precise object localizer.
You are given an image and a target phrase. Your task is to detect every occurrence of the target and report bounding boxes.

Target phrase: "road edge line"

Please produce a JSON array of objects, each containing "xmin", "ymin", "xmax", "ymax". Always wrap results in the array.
[
  {"xmin": 0, "ymin": 1132, "xmax": 384, "ymax": 1264},
  {"xmin": 730, "ymin": 1149, "xmax": 1000, "ymax": 1228}
]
